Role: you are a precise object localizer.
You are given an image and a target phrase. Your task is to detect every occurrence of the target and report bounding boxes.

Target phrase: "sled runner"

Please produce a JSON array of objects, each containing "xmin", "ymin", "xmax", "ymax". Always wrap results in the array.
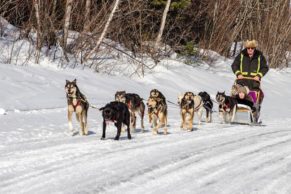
[
  {"xmin": 231, "ymin": 78, "xmax": 263, "ymax": 125},
  {"xmin": 233, "ymin": 104, "xmax": 254, "ymax": 124}
]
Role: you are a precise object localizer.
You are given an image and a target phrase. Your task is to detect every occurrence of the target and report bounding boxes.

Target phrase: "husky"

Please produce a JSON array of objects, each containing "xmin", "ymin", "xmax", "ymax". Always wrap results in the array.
[
  {"xmin": 114, "ymin": 91, "xmax": 145, "ymax": 132},
  {"xmin": 178, "ymin": 92, "xmax": 205, "ymax": 127},
  {"xmin": 179, "ymin": 92, "xmax": 195, "ymax": 131},
  {"xmin": 149, "ymin": 89, "xmax": 166, "ymax": 103},
  {"xmin": 147, "ymin": 97, "xmax": 168, "ymax": 135},
  {"xmin": 215, "ymin": 92, "xmax": 237, "ymax": 123},
  {"xmin": 65, "ymin": 79, "xmax": 89, "ymax": 135},
  {"xmin": 148, "ymin": 89, "xmax": 167, "ymax": 124},
  {"xmin": 198, "ymin": 91, "xmax": 213, "ymax": 123}
]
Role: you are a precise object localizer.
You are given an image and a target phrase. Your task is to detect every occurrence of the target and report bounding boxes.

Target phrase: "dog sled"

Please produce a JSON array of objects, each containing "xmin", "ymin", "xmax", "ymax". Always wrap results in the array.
[{"xmin": 231, "ymin": 78, "xmax": 263, "ymax": 125}]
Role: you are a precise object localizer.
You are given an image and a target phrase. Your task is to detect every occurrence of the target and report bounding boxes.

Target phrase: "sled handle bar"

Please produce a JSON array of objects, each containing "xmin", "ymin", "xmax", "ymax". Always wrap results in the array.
[{"xmin": 235, "ymin": 77, "xmax": 261, "ymax": 84}]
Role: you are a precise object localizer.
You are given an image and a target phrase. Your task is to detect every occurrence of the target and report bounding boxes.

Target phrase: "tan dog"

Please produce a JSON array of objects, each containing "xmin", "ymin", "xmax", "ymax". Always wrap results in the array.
[
  {"xmin": 179, "ymin": 92, "xmax": 195, "ymax": 131},
  {"xmin": 148, "ymin": 89, "xmax": 167, "ymax": 124},
  {"xmin": 65, "ymin": 79, "xmax": 89, "ymax": 135},
  {"xmin": 147, "ymin": 97, "xmax": 168, "ymax": 135},
  {"xmin": 178, "ymin": 92, "xmax": 204, "ymax": 130}
]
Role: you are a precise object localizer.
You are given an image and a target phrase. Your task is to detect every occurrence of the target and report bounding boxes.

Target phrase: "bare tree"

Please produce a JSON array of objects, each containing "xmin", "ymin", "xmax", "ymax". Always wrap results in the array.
[
  {"xmin": 83, "ymin": 0, "xmax": 91, "ymax": 32},
  {"xmin": 154, "ymin": 0, "xmax": 171, "ymax": 49},
  {"xmin": 84, "ymin": 0, "xmax": 121, "ymax": 61},
  {"xmin": 33, "ymin": 0, "xmax": 41, "ymax": 64},
  {"xmin": 63, "ymin": 0, "xmax": 73, "ymax": 49}
]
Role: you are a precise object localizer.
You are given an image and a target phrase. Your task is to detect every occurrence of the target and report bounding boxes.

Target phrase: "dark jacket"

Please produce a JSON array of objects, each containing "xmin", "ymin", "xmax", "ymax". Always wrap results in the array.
[{"xmin": 231, "ymin": 49, "xmax": 269, "ymax": 79}]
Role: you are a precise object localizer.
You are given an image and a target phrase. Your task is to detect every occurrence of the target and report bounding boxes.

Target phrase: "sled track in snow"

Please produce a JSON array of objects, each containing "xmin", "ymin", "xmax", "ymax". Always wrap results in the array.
[{"xmin": 2, "ymin": 124, "xmax": 291, "ymax": 193}]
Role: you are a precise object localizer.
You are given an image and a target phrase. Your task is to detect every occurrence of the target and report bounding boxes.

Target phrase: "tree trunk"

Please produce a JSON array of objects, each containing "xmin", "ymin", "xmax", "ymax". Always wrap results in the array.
[
  {"xmin": 63, "ymin": 0, "xmax": 73, "ymax": 49},
  {"xmin": 33, "ymin": 0, "xmax": 41, "ymax": 64},
  {"xmin": 154, "ymin": 0, "xmax": 171, "ymax": 49},
  {"xmin": 84, "ymin": 0, "xmax": 121, "ymax": 61},
  {"xmin": 83, "ymin": 0, "xmax": 91, "ymax": 32}
]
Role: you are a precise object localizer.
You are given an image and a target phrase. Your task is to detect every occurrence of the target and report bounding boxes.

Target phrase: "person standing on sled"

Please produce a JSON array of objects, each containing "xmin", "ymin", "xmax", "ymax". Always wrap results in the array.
[{"xmin": 231, "ymin": 39, "xmax": 269, "ymax": 122}]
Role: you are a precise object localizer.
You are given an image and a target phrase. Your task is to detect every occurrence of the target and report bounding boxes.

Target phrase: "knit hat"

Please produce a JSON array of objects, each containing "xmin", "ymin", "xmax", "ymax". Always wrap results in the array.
[
  {"xmin": 237, "ymin": 86, "xmax": 249, "ymax": 95},
  {"xmin": 244, "ymin": 40, "xmax": 258, "ymax": 48}
]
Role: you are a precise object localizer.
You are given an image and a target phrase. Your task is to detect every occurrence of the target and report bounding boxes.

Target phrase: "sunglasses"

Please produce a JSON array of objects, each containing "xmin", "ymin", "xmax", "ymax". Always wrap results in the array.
[{"xmin": 247, "ymin": 47, "xmax": 255, "ymax": 50}]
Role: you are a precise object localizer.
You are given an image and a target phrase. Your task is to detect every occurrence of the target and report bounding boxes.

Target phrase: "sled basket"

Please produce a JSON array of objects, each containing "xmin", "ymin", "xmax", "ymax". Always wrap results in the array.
[{"xmin": 232, "ymin": 104, "xmax": 254, "ymax": 124}]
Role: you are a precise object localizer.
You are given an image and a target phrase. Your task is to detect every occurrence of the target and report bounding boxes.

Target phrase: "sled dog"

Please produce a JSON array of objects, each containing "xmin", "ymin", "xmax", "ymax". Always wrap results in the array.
[
  {"xmin": 99, "ymin": 101, "xmax": 131, "ymax": 140},
  {"xmin": 65, "ymin": 79, "xmax": 89, "ymax": 135},
  {"xmin": 115, "ymin": 91, "xmax": 145, "ymax": 132},
  {"xmin": 149, "ymin": 89, "xmax": 166, "ymax": 103},
  {"xmin": 178, "ymin": 92, "xmax": 204, "ymax": 129},
  {"xmin": 216, "ymin": 92, "xmax": 237, "ymax": 123},
  {"xmin": 179, "ymin": 92, "xmax": 195, "ymax": 131},
  {"xmin": 148, "ymin": 89, "xmax": 167, "ymax": 124},
  {"xmin": 198, "ymin": 91, "xmax": 213, "ymax": 123},
  {"xmin": 147, "ymin": 97, "xmax": 168, "ymax": 135}
]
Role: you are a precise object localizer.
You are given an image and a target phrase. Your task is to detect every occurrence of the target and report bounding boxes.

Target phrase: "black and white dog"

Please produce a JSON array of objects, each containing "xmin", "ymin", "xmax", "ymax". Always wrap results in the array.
[
  {"xmin": 216, "ymin": 92, "xmax": 237, "ymax": 123},
  {"xmin": 99, "ymin": 101, "xmax": 131, "ymax": 140},
  {"xmin": 198, "ymin": 91, "xmax": 213, "ymax": 123}
]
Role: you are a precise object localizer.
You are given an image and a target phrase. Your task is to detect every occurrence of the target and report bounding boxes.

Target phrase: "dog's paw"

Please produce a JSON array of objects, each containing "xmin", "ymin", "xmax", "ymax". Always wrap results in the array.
[
  {"xmin": 71, "ymin": 131, "xmax": 78, "ymax": 136},
  {"xmin": 114, "ymin": 137, "xmax": 120, "ymax": 140},
  {"xmin": 101, "ymin": 137, "xmax": 105, "ymax": 140},
  {"xmin": 127, "ymin": 135, "xmax": 132, "ymax": 139}
]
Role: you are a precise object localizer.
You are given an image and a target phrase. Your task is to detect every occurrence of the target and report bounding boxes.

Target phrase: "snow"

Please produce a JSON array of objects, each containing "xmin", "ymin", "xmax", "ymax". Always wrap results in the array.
[{"xmin": 1, "ymin": 21, "xmax": 291, "ymax": 193}]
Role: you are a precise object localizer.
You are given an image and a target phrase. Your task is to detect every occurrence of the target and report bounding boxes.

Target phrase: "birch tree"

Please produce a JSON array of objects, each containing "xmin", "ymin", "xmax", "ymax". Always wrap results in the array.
[
  {"xmin": 154, "ymin": 0, "xmax": 171, "ymax": 49},
  {"xmin": 84, "ymin": 0, "xmax": 121, "ymax": 61},
  {"xmin": 33, "ymin": 0, "xmax": 41, "ymax": 64},
  {"xmin": 83, "ymin": 0, "xmax": 91, "ymax": 32},
  {"xmin": 63, "ymin": 0, "xmax": 73, "ymax": 49}
]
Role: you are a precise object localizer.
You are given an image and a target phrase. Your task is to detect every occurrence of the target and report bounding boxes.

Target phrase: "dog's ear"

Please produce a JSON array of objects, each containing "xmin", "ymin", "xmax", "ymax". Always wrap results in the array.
[
  {"xmin": 99, "ymin": 107, "xmax": 105, "ymax": 111},
  {"xmin": 66, "ymin": 80, "xmax": 69, "ymax": 84},
  {"xmin": 73, "ymin": 79, "xmax": 77, "ymax": 84}
]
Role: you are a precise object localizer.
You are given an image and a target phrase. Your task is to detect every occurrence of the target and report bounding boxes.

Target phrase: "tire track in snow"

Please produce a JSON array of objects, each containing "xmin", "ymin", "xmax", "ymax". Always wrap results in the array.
[
  {"xmin": 99, "ymin": 128, "xmax": 291, "ymax": 194},
  {"xmin": 1, "ymin": 118, "xmax": 291, "ymax": 193}
]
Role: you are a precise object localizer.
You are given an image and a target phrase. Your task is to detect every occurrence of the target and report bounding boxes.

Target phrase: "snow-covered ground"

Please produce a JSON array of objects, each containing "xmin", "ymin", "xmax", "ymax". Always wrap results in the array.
[
  {"xmin": 1, "ymin": 57, "xmax": 291, "ymax": 194},
  {"xmin": 1, "ymin": 17, "xmax": 291, "ymax": 194}
]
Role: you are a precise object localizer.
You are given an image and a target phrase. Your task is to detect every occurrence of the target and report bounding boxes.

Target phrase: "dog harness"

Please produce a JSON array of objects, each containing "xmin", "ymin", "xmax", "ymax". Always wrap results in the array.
[
  {"xmin": 68, "ymin": 97, "xmax": 84, "ymax": 111},
  {"xmin": 72, "ymin": 99, "xmax": 81, "ymax": 111},
  {"xmin": 127, "ymin": 100, "xmax": 140, "ymax": 109},
  {"xmin": 222, "ymin": 102, "xmax": 231, "ymax": 112}
]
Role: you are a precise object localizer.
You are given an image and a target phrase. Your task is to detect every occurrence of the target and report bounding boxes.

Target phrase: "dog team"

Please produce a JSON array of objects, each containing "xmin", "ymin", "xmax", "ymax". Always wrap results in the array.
[{"xmin": 65, "ymin": 79, "xmax": 251, "ymax": 140}]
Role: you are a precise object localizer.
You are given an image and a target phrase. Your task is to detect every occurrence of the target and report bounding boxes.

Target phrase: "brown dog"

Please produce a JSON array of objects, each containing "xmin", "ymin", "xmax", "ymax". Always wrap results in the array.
[
  {"xmin": 65, "ymin": 79, "xmax": 89, "ymax": 135},
  {"xmin": 179, "ymin": 92, "xmax": 195, "ymax": 131},
  {"xmin": 148, "ymin": 89, "xmax": 167, "ymax": 124},
  {"xmin": 115, "ymin": 91, "xmax": 145, "ymax": 132},
  {"xmin": 178, "ymin": 92, "xmax": 204, "ymax": 130},
  {"xmin": 147, "ymin": 97, "xmax": 168, "ymax": 135}
]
